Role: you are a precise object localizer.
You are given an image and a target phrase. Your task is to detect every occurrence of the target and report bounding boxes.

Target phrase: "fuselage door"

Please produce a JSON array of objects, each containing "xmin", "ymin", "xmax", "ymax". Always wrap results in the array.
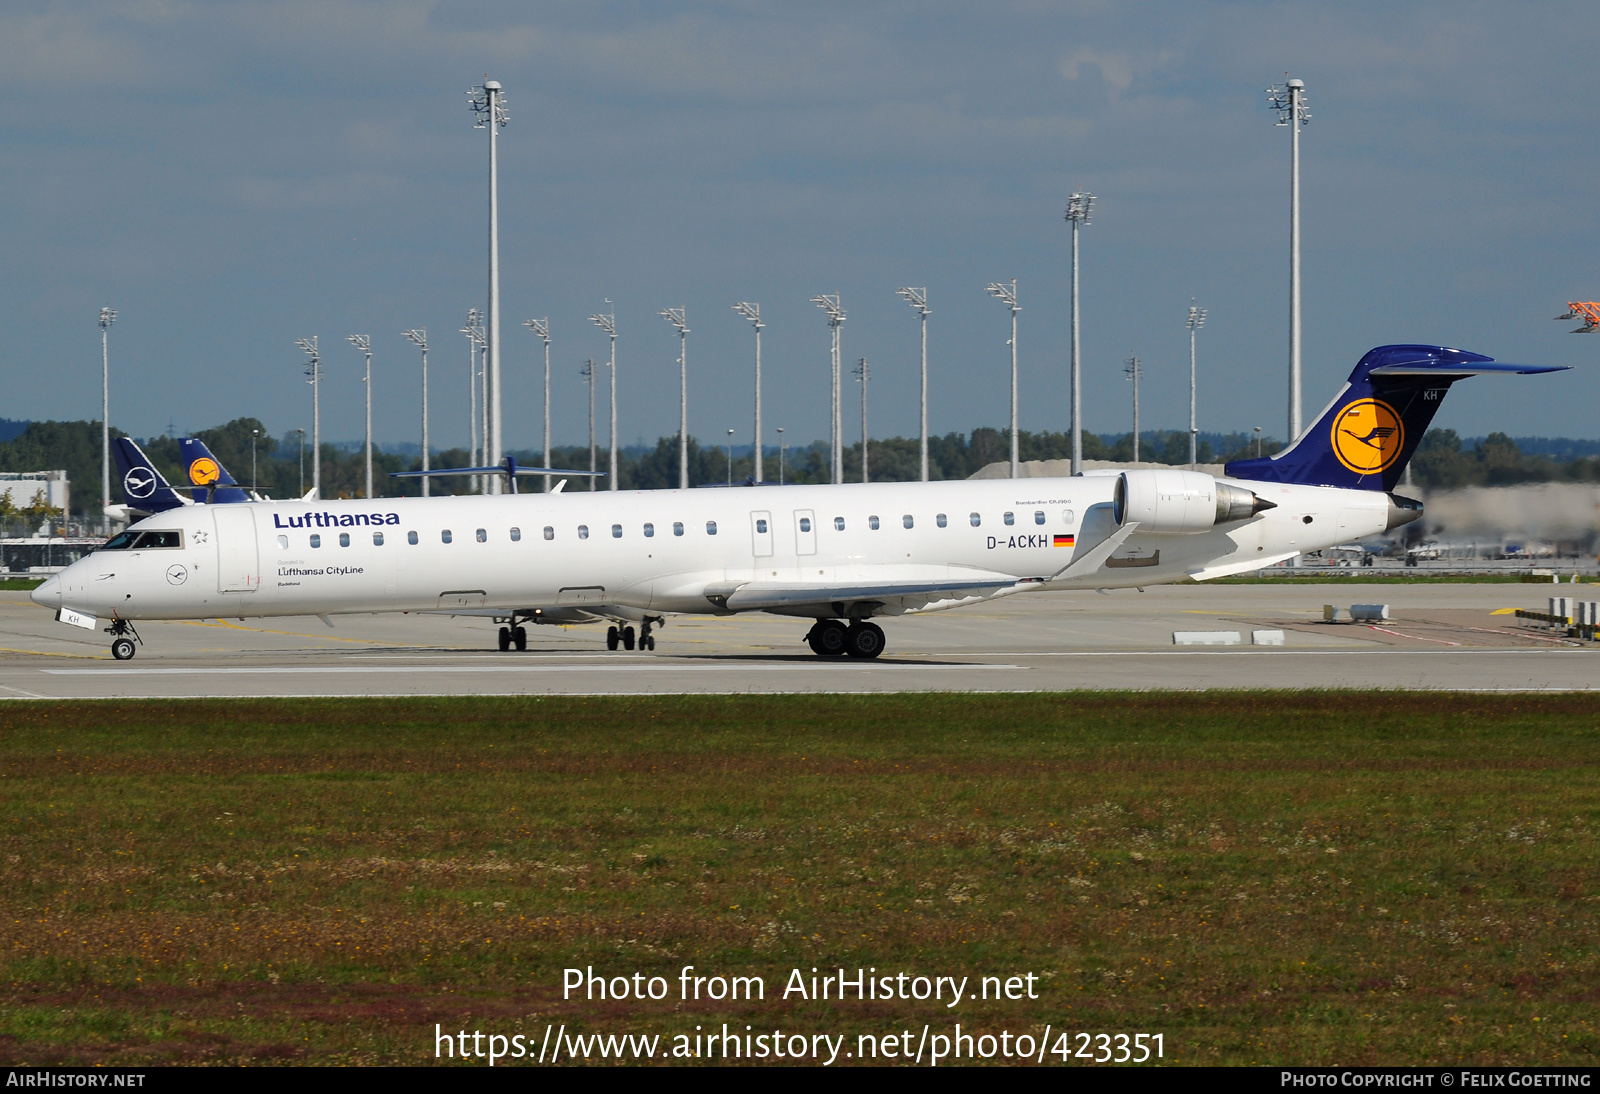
[
  {"xmin": 212, "ymin": 507, "xmax": 260, "ymax": 593},
  {"xmin": 750, "ymin": 510, "xmax": 774, "ymax": 558},
  {"xmin": 793, "ymin": 509, "xmax": 817, "ymax": 556}
]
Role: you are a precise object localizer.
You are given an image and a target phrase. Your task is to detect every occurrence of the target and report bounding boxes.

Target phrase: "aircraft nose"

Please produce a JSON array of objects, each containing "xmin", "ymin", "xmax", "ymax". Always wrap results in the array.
[{"xmin": 31, "ymin": 575, "xmax": 60, "ymax": 609}]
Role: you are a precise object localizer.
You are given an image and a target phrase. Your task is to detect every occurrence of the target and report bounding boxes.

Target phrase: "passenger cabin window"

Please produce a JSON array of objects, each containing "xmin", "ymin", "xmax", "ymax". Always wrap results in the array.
[
  {"xmin": 441, "ymin": 530, "xmax": 453, "ymax": 544},
  {"xmin": 476, "ymin": 528, "xmax": 487, "ymax": 543},
  {"xmin": 339, "ymin": 532, "xmax": 350, "ymax": 547},
  {"xmin": 510, "ymin": 527, "xmax": 521, "ymax": 542},
  {"xmin": 834, "ymin": 517, "xmax": 845, "ymax": 531},
  {"xmin": 755, "ymin": 519, "xmax": 767, "ymax": 534},
  {"xmin": 706, "ymin": 521, "xmax": 718, "ymax": 535},
  {"xmin": 612, "ymin": 524, "xmax": 623, "ymax": 538},
  {"xmin": 869, "ymin": 515, "xmax": 880, "ymax": 530},
  {"xmin": 673, "ymin": 522, "xmax": 685, "ymax": 537},
  {"xmin": 578, "ymin": 525, "xmax": 589, "ymax": 540},
  {"xmin": 936, "ymin": 513, "xmax": 948, "ymax": 528},
  {"xmin": 408, "ymin": 531, "xmax": 419, "ymax": 545},
  {"xmin": 799, "ymin": 517, "xmax": 811, "ymax": 533},
  {"xmin": 1034, "ymin": 511, "xmax": 1045, "ymax": 525},
  {"xmin": 310, "ymin": 534, "xmax": 322, "ymax": 548},
  {"xmin": 903, "ymin": 514, "xmax": 914, "ymax": 529},
  {"xmin": 970, "ymin": 512, "xmax": 981, "ymax": 527},
  {"xmin": 543, "ymin": 526, "xmax": 554, "ymax": 541},
  {"xmin": 276, "ymin": 535, "xmax": 289, "ymax": 550},
  {"xmin": 644, "ymin": 523, "xmax": 655, "ymax": 537},
  {"xmin": 373, "ymin": 532, "xmax": 384, "ymax": 546},
  {"xmin": 1004, "ymin": 511, "xmax": 1015, "ymax": 526}
]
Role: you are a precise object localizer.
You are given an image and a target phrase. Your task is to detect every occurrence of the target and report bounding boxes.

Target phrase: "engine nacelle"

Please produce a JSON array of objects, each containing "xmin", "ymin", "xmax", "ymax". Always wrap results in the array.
[{"xmin": 1113, "ymin": 470, "xmax": 1276, "ymax": 534}]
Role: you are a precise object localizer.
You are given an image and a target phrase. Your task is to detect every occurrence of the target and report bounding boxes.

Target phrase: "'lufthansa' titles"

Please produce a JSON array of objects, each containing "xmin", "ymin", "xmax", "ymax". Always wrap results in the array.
[{"xmin": 273, "ymin": 512, "xmax": 402, "ymax": 528}]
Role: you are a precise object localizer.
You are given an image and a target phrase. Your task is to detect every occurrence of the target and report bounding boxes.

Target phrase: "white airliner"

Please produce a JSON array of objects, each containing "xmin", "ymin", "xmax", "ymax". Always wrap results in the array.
[{"xmin": 32, "ymin": 345, "xmax": 1559, "ymax": 660}]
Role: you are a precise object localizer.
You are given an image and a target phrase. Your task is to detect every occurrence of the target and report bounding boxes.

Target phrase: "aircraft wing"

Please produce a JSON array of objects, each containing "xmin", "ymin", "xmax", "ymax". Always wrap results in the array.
[{"xmin": 705, "ymin": 573, "xmax": 1022, "ymax": 615}]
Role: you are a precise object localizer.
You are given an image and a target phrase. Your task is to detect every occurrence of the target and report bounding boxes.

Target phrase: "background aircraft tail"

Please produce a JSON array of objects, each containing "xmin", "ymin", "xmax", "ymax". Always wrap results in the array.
[
  {"xmin": 112, "ymin": 437, "xmax": 189, "ymax": 514},
  {"xmin": 1223, "ymin": 344, "xmax": 1564, "ymax": 491},
  {"xmin": 176, "ymin": 438, "xmax": 252, "ymax": 503}
]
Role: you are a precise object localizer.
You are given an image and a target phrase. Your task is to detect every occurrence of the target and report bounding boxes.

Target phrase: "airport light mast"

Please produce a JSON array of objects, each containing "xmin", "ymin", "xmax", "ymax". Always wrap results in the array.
[
  {"xmin": 1123, "ymin": 355, "xmax": 1142, "ymax": 463},
  {"xmin": 460, "ymin": 310, "xmax": 484, "ymax": 492},
  {"xmin": 853, "ymin": 357, "xmax": 870, "ymax": 483},
  {"xmin": 523, "ymin": 318, "xmax": 551, "ymax": 492},
  {"xmin": 1268, "ymin": 76, "xmax": 1310, "ymax": 442},
  {"xmin": 348, "ymin": 335, "xmax": 373, "ymax": 498},
  {"xmin": 1064, "ymin": 190, "xmax": 1094, "ymax": 475},
  {"xmin": 580, "ymin": 359, "xmax": 597, "ymax": 491},
  {"xmin": 810, "ymin": 293, "xmax": 846, "ymax": 484},
  {"xmin": 732, "ymin": 302, "xmax": 764, "ymax": 482},
  {"xmin": 296, "ymin": 337, "xmax": 321, "ymax": 496},
  {"xmin": 1186, "ymin": 304, "xmax": 1207, "ymax": 469},
  {"xmin": 469, "ymin": 78, "xmax": 508, "ymax": 492},
  {"xmin": 98, "ymin": 306, "xmax": 116, "ymax": 531},
  {"xmin": 403, "ymin": 329, "xmax": 430, "ymax": 497},
  {"xmin": 895, "ymin": 287, "xmax": 930, "ymax": 481},
  {"xmin": 986, "ymin": 279, "xmax": 1021, "ymax": 478},
  {"xmin": 590, "ymin": 305, "xmax": 618, "ymax": 491},
  {"xmin": 659, "ymin": 308, "xmax": 689, "ymax": 489}
]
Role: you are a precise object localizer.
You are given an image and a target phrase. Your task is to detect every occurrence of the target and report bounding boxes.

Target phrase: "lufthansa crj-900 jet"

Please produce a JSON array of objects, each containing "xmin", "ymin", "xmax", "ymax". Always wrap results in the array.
[{"xmin": 34, "ymin": 345, "xmax": 1562, "ymax": 660}]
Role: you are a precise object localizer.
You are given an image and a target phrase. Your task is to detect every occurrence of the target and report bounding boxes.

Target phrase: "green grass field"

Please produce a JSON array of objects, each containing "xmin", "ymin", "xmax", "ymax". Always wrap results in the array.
[{"xmin": 0, "ymin": 695, "xmax": 1595, "ymax": 1067}]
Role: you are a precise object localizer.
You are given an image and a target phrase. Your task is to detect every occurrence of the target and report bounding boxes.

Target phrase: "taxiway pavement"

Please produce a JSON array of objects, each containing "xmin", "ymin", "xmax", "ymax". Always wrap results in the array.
[{"xmin": 1, "ymin": 582, "xmax": 1593, "ymax": 698}]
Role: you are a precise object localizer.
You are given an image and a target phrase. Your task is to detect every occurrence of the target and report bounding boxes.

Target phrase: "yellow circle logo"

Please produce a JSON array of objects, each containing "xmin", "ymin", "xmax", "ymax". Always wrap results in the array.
[
  {"xmin": 1330, "ymin": 399, "xmax": 1404, "ymax": 474},
  {"xmin": 188, "ymin": 456, "xmax": 221, "ymax": 486}
]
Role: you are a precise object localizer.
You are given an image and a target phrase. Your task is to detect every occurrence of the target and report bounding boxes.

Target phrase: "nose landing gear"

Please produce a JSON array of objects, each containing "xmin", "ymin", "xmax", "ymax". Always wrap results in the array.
[
  {"xmin": 805, "ymin": 619, "xmax": 885, "ymax": 659},
  {"xmin": 106, "ymin": 616, "xmax": 142, "ymax": 661}
]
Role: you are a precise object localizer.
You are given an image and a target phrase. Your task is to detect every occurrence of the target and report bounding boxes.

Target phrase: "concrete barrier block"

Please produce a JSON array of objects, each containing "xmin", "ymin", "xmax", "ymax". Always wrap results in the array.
[
  {"xmin": 1173, "ymin": 630, "xmax": 1242, "ymax": 646},
  {"xmin": 1251, "ymin": 629, "xmax": 1286, "ymax": 646},
  {"xmin": 1323, "ymin": 604, "xmax": 1343, "ymax": 623}
]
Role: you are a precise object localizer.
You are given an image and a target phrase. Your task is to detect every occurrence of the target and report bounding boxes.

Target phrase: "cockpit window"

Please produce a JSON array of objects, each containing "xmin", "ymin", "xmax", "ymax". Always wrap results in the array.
[
  {"xmin": 133, "ymin": 531, "xmax": 183, "ymax": 549},
  {"xmin": 100, "ymin": 531, "xmax": 138, "ymax": 550}
]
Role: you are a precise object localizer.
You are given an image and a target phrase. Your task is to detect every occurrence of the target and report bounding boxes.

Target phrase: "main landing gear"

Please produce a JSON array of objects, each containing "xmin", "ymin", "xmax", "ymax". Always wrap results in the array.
[
  {"xmin": 805, "ymin": 619, "xmax": 885, "ymax": 659},
  {"xmin": 497, "ymin": 625, "xmax": 527, "ymax": 651},
  {"xmin": 106, "ymin": 617, "xmax": 142, "ymax": 661},
  {"xmin": 606, "ymin": 616, "xmax": 661, "ymax": 652}
]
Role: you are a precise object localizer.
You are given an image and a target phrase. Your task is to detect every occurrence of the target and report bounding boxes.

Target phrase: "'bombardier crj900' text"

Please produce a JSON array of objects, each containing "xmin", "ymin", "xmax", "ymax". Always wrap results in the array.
[{"xmin": 33, "ymin": 346, "xmax": 1562, "ymax": 660}]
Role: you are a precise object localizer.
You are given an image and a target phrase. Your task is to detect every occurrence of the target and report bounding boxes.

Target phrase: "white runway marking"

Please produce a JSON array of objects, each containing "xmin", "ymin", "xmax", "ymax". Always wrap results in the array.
[{"xmin": 38, "ymin": 661, "xmax": 1022, "ymax": 676}]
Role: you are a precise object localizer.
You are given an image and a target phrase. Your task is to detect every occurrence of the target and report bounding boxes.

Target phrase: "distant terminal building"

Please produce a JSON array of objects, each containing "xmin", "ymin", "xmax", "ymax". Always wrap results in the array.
[
  {"xmin": 0, "ymin": 470, "xmax": 69, "ymax": 515},
  {"xmin": 0, "ymin": 471, "xmax": 95, "ymax": 574}
]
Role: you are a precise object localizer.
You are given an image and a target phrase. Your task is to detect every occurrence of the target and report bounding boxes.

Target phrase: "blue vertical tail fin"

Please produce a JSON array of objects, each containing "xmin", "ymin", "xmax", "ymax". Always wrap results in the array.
[
  {"xmin": 1223, "ymin": 345, "xmax": 1565, "ymax": 490},
  {"xmin": 112, "ymin": 438, "xmax": 189, "ymax": 513},
  {"xmin": 176, "ymin": 438, "xmax": 251, "ymax": 503}
]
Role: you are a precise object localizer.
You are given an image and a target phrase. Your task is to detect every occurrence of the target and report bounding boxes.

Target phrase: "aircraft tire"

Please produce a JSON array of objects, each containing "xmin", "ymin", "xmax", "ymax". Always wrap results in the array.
[
  {"xmin": 512, "ymin": 626, "xmax": 527, "ymax": 651},
  {"xmin": 808, "ymin": 620, "xmax": 848, "ymax": 657},
  {"xmin": 844, "ymin": 621, "xmax": 885, "ymax": 659},
  {"xmin": 622, "ymin": 626, "xmax": 636, "ymax": 651},
  {"xmin": 606, "ymin": 626, "xmax": 620, "ymax": 651},
  {"xmin": 111, "ymin": 638, "xmax": 136, "ymax": 661},
  {"xmin": 642, "ymin": 635, "xmax": 655, "ymax": 651},
  {"xmin": 498, "ymin": 626, "xmax": 512, "ymax": 651}
]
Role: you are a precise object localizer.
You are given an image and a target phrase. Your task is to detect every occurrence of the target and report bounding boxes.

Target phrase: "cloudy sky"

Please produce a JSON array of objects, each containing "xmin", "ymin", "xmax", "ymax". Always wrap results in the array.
[{"xmin": 5, "ymin": 1, "xmax": 1598, "ymax": 452}]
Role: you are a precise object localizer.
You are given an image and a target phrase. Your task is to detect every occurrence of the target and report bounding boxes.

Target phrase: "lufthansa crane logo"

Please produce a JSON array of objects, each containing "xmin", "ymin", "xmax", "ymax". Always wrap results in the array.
[
  {"xmin": 1330, "ymin": 398, "xmax": 1404, "ymax": 474},
  {"xmin": 187, "ymin": 456, "xmax": 221, "ymax": 486},
  {"xmin": 123, "ymin": 467, "xmax": 157, "ymax": 499}
]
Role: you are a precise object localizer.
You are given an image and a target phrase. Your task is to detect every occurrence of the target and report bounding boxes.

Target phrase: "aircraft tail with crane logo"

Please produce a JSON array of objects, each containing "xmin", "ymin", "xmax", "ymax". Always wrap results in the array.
[{"xmin": 1223, "ymin": 344, "xmax": 1565, "ymax": 491}]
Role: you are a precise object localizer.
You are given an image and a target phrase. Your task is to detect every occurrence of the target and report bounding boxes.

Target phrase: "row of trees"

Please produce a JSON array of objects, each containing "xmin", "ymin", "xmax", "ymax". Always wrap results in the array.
[{"xmin": 6, "ymin": 415, "xmax": 1600, "ymax": 518}]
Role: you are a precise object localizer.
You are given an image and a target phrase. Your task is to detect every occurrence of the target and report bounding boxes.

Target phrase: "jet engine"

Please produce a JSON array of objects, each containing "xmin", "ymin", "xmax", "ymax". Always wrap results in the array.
[{"xmin": 1112, "ymin": 469, "xmax": 1276, "ymax": 534}]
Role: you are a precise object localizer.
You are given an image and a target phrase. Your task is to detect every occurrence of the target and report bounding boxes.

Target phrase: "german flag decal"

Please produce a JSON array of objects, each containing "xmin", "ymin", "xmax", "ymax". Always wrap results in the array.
[{"xmin": 1053, "ymin": 534, "xmax": 1075, "ymax": 547}]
